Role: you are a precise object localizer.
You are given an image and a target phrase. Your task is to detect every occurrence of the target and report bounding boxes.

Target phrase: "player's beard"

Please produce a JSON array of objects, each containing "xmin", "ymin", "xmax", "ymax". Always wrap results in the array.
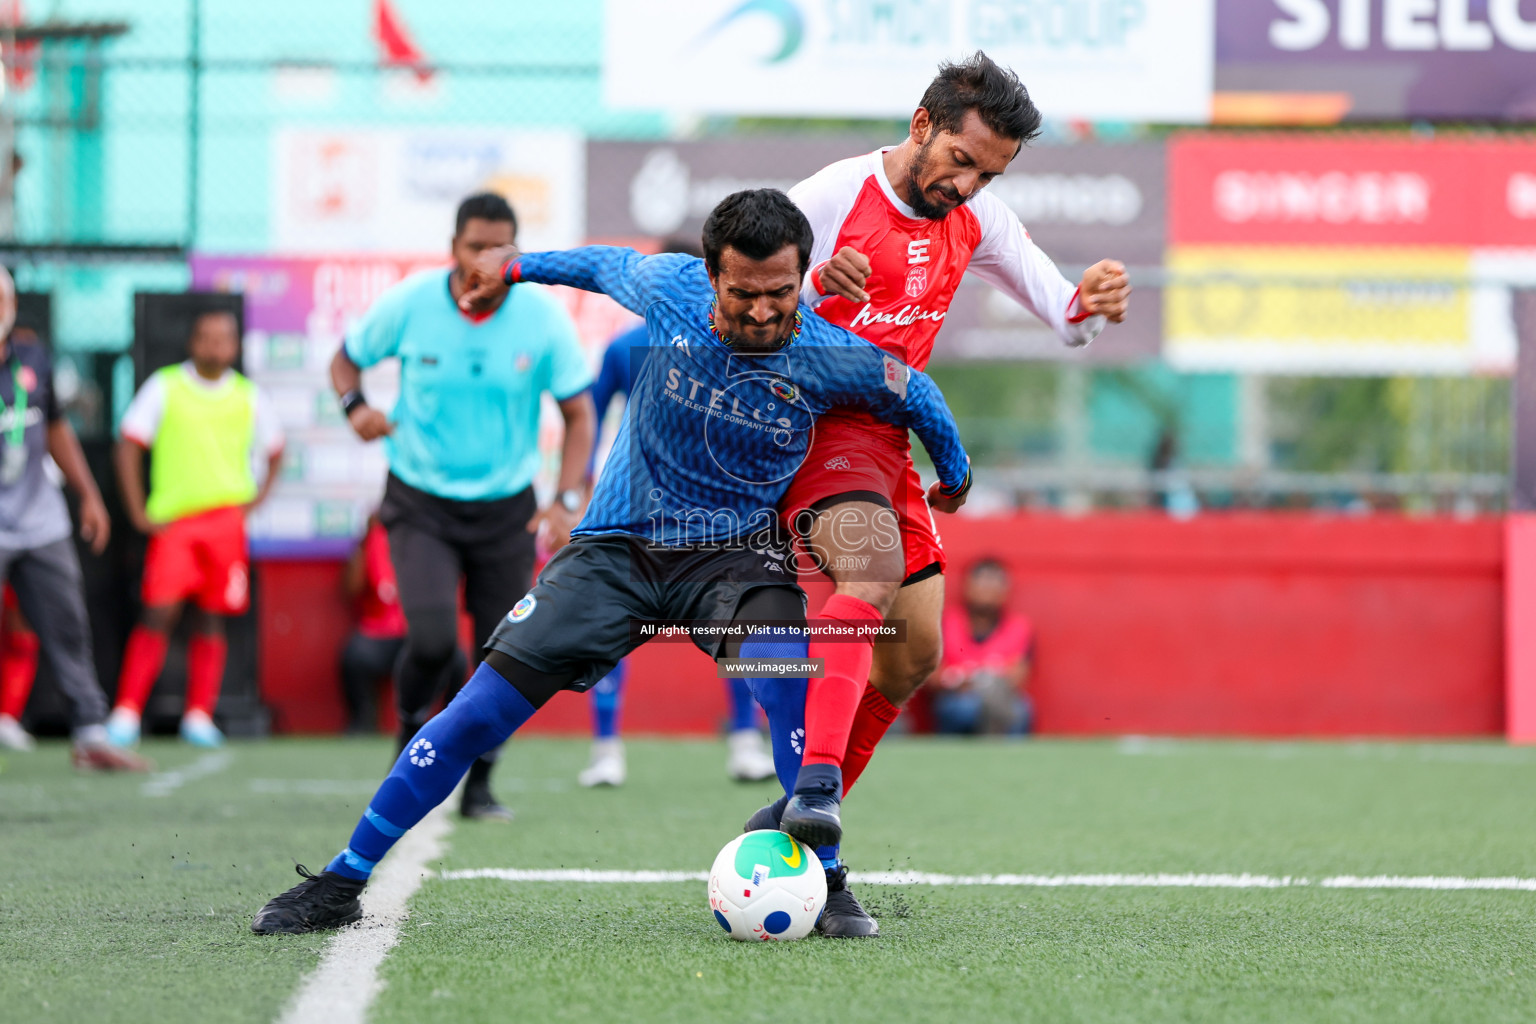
[
  {"xmin": 724, "ymin": 315, "xmax": 792, "ymax": 352},
  {"xmin": 905, "ymin": 139, "xmax": 969, "ymax": 221}
]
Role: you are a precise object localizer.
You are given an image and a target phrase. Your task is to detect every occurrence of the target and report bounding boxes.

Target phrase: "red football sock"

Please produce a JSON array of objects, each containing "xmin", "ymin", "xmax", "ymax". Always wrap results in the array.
[
  {"xmin": 185, "ymin": 633, "xmax": 227, "ymax": 717},
  {"xmin": 114, "ymin": 627, "xmax": 171, "ymax": 714},
  {"xmin": 801, "ymin": 593, "xmax": 883, "ymax": 768},
  {"xmin": 840, "ymin": 683, "xmax": 903, "ymax": 796},
  {"xmin": 0, "ymin": 629, "xmax": 39, "ymax": 719}
]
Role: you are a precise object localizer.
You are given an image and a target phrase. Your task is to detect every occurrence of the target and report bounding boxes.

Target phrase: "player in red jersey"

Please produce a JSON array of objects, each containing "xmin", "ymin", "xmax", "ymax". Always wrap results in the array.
[{"xmin": 753, "ymin": 53, "xmax": 1131, "ymax": 936}]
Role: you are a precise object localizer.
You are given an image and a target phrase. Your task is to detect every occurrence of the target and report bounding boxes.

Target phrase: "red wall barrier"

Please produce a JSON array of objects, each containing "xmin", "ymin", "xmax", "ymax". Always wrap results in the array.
[
  {"xmin": 254, "ymin": 560, "xmax": 743, "ymax": 736},
  {"xmin": 258, "ymin": 513, "xmax": 1506, "ymax": 738},
  {"xmin": 941, "ymin": 513, "xmax": 1504, "ymax": 737}
]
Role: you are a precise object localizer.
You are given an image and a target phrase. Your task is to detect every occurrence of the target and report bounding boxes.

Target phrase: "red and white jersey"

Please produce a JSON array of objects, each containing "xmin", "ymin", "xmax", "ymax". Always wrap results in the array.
[{"xmin": 790, "ymin": 148, "xmax": 1104, "ymax": 371}]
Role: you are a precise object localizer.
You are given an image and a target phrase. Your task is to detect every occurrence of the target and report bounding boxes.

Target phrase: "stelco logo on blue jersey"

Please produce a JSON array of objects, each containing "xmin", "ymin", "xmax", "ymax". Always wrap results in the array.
[{"xmin": 661, "ymin": 366, "xmax": 815, "ymax": 486}]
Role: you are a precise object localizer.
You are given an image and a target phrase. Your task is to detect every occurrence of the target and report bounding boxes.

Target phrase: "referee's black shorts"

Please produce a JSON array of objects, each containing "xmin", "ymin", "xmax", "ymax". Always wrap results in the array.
[{"xmin": 485, "ymin": 533, "xmax": 804, "ymax": 692}]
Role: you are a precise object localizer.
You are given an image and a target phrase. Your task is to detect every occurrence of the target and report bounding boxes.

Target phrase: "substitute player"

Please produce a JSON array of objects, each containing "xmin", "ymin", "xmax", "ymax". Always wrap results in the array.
[
  {"xmin": 107, "ymin": 309, "xmax": 284, "ymax": 748},
  {"xmin": 250, "ymin": 189, "xmax": 971, "ymax": 935},
  {"xmin": 331, "ymin": 192, "xmax": 595, "ymax": 821},
  {"xmin": 0, "ymin": 267, "xmax": 147, "ymax": 770},
  {"xmin": 577, "ymin": 237, "xmax": 776, "ymax": 789},
  {"xmin": 746, "ymin": 52, "xmax": 1132, "ymax": 935}
]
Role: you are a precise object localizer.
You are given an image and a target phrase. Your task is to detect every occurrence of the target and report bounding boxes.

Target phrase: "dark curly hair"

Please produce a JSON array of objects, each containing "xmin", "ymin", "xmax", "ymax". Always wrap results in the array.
[
  {"xmin": 701, "ymin": 189, "xmax": 812, "ymax": 277},
  {"xmin": 919, "ymin": 51, "xmax": 1042, "ymax": 146}
]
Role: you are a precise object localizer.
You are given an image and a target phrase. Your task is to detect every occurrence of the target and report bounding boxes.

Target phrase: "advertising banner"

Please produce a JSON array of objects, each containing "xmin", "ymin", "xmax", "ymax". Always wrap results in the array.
[
  {"xmin": 272, "ymin": 128, "xmax": 585, "ymax": 254},
  {"xmin": 1165, "ymin": 134, "xmax": 1536, "ymax": 374},
  {"xmin": 604, "ymin": 0, "xmax": 1215, "ymax": 123},
  {"xmin": 1216, "ymin": 0, "xmax": 1536, "ymax": 121},
  {"xmin": 588, "ymin": 137, "xmax": 1165, "ymax": 362},
  {"xmin": 1163, "ymin": 245, "xmax": 1521, "ymax": 374},
  {"xmin": 1170, "ymin": 134, "xmax": 1536, "ymax": 247}
]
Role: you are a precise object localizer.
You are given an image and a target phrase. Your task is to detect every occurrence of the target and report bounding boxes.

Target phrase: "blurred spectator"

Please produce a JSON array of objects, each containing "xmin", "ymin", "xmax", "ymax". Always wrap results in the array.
[
  {"xmin": 0, "ymin": 585, "xmax": 39, "ymax": 750},
  {"xmin": 339, "ymin": 515, "xmax": 466, "ymax": 735},
  {"xmin": 0, "ymin": 266, "xmax": 146, "ymax": 769},
  {"xmin": 930, "ymin": 559, "xmax": 1033, "ymax": 736},
  {"xmin": 107, "ymin": 309, "xmax": 285, "ymax": 749},
  {"xmin": 1150, "ymin": 425, "xmax": 1199, "ymax": 519}
]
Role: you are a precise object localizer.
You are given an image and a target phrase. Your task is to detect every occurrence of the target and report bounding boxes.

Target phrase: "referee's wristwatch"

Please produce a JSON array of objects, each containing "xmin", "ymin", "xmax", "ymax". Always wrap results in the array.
[{"xmin": 556, "ymin": 488, "xmax": 583, "ymax": 513}]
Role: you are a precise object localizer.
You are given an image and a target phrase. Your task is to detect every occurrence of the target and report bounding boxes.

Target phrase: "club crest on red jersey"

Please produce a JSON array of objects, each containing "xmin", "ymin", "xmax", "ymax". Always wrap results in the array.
[{"xmin": 904, "ymin": 264, "xmax": 928, "ymax": 298}]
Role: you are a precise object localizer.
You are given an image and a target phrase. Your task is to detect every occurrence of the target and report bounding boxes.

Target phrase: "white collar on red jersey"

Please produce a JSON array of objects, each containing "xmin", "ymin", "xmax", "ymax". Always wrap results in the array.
[{"xmin": 868, "ymin": 147, "xmax": 922, "ymax": 221}]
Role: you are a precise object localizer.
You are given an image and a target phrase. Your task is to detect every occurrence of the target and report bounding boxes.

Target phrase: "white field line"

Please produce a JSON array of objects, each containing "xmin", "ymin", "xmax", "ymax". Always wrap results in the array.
[
  {"xmin": 440, "ymin": 867, "xmax": 1536, "ymax": 892},
  {"xmin": 247, "ymin": 777, "xmax": 572, "ymax": 797},
  {"xmin": 248, "ymin": 779, "xmax": 382, "ymax": 796},
  {"xmin": 141, "ymin": 750, "xmax": 232, "ymax": 797},
  {"xmin": 276, "ymin": 801, "xmax": 453, "ymax": 1024},
  {"xmin": 1115, "ymin": 737, "xmax": 1536, "ymax": 765}
]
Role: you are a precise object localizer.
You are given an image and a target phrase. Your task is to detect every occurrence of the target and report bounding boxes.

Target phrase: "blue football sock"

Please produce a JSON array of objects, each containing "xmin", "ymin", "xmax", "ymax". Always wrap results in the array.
[
  {"xmin": 740, "ymin": 631, "xmax": 808, "ymax": 796},
  {"xmin": 725, "ymin": 675, "xmax": 759, "ymax": 732},
  {"xmin": 590, "ymin": 661, "xmax": 625, "ymax": 740},
  {"xmin": 327, "ymin": 661, "xmax": 537, "ymax": 880}
]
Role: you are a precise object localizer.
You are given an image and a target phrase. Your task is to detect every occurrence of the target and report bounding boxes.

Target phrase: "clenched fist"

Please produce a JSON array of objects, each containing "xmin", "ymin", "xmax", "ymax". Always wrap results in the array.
[
  {"xmin": 1078, "ymin": 260, "xmax": 1130, "ymax": 323},
  {"xmin": 818, "ymin": 246, "xmax": 872, "ymax": 304}
]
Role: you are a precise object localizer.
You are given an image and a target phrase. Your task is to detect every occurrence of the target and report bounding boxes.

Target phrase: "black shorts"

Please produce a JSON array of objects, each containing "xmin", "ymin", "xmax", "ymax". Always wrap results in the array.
[
  {"xmin": 485, "ymin": 533, "xmax": 804, "ymax": 692},
  {"xmin": 378, "ymin": 472, "xmax": 537, "ymax": 549},
  {"xmin": 379, "ymin": 472, "xmax": 538, "ymax": 640}
]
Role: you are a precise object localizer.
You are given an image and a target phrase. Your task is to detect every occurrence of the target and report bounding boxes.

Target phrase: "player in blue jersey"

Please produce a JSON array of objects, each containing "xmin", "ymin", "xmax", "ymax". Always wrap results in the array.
[
  {"xmin": 251, "ymin": 190, "xmax": 970, "ymax": 935},
  {"xmin": 577, "ymin": 237, "xmax": 777, "ymax": 790}
]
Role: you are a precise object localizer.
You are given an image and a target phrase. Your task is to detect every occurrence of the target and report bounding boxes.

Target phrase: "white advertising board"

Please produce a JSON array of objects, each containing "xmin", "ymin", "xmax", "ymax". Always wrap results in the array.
[{"xmin": 604, "ymin": 0, "xmax": 1214, "ymax": 123}]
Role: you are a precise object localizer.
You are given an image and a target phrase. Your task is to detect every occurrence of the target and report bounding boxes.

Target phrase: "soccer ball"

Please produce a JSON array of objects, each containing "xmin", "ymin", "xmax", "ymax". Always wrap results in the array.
[{"xmin": 707, "ymin": 830, "xmax": 827, "ymax": 941}]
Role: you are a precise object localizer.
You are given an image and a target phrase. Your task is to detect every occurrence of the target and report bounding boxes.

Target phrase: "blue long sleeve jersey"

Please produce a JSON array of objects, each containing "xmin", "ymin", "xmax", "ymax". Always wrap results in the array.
[
  {"xmin": 586, "ymin": 323, "xmax": 645, "ymax": 478},
  {"xmin": 512, "ymin": 247, "xmax": 970, "ymax": 548}
]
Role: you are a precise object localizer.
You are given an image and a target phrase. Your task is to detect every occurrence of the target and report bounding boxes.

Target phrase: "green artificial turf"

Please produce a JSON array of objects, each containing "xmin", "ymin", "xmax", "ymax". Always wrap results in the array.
[{"xmin": 4, "ymin": 736, "xmax": 1536, "ymax": 1023}]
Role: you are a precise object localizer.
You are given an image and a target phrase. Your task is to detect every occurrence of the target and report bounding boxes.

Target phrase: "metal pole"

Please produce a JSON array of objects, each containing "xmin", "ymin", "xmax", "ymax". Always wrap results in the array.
[
  {"xmin": 0, "ymin": 15, "xmax": 14, "ymax": 240},
  {"xmin": 1512, "ymin": 289, "xmax": 1536, "ymax": 512},
  {"xmin": 186, "ymin": 0, "xmax": 200, "ymax": 247}
]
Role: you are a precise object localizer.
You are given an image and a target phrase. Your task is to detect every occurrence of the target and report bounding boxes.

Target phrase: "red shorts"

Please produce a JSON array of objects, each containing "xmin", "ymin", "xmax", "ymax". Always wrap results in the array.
[
  {"xmin": 779, "ymin": 419, "xmax": 946, "ymax": 581},
  {"xmin": 142, "ymin": 505, "xmax": 250, "ymax": 614}
]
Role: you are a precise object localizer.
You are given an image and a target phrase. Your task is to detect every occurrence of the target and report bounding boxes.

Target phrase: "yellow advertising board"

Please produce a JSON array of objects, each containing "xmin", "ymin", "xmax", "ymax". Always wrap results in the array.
[{"xmin": 1163, "ymin": 247, "xmax": 1517, "ymax": 375}]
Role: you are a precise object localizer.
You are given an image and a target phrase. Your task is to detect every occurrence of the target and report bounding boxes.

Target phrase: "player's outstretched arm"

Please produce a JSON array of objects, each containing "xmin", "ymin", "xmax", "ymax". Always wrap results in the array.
[
  {"xmin": 967, "ymin": 196, "xmax": 1125, "ymax": 348},
  {"xmin": 469, "ymin": 246, "xmax": 706, "ymax": 319}
]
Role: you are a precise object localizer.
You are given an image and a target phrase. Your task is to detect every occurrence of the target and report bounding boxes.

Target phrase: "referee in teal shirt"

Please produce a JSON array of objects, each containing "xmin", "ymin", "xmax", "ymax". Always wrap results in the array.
[{"xmin": 331, "ymin": 193, "xmax": 596, "ymax": 820}]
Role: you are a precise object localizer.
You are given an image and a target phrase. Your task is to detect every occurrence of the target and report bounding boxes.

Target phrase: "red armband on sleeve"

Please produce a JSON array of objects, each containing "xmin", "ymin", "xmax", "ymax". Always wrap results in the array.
[
  {"xmin": 1066, "ymin": 287, "xmax": 1092, "ymax": 324},
  {"xmin": 808, "ymin": 260, "xmax": 830, "ymax": 297},
  {"xmin": 501, "ymin": 259, "xmax": 523, "ymax": 285}
]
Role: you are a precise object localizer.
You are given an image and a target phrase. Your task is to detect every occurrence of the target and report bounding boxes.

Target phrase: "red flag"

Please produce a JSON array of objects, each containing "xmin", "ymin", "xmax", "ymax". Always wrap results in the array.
[
  {"xmin": 0, "ymin": 0, "xmax": 37, "ymax": 92},
  {"xmin": 373, "ymin": 0, "xmax": 432, "ymax": 82}
]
